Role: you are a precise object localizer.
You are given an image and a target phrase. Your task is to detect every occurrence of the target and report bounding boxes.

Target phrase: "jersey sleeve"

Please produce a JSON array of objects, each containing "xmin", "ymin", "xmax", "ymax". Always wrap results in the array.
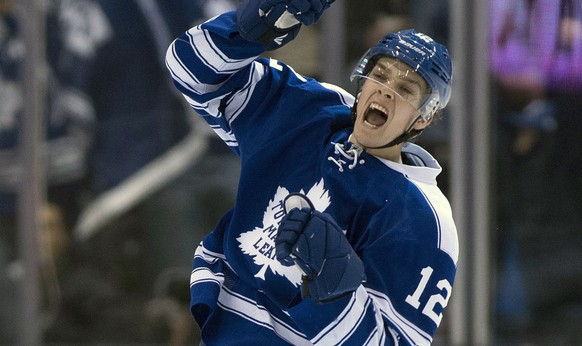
[
  {"xmin": 165, "ymin": 11, "xmax": 354, "ymax": 157},
  {"xmin": 359, "ymin": 198, "xmax": 457, "ymax": 345},
  {"xmin": 165, "ymin": 11, "xmax": 263, "ymax": 155},
  {"xmin": 362, "ymin": 240, "xmax": 457, "ymax": 345}
]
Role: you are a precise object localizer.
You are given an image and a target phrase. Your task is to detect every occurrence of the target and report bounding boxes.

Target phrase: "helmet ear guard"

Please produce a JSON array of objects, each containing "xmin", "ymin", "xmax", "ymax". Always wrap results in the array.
[{"xmin": 418, "ymin": 96, "xmax": 440, "ymax": 122}]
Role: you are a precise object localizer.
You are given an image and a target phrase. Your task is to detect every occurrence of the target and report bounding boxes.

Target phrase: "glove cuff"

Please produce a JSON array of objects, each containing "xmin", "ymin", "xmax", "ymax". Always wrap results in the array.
[
  {"xmin": 258, "ymin": 24, "xmax": 301, "ymax": 51},
  {"xmin": 302, "ymin": 255, "xmax": 366, "ymax": 303}
]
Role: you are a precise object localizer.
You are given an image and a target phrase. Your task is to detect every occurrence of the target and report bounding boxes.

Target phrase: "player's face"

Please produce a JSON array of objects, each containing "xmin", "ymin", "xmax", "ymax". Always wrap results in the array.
[{"xmin": 351, "ymin": 57, "xmax": 431, "ymax": 154}]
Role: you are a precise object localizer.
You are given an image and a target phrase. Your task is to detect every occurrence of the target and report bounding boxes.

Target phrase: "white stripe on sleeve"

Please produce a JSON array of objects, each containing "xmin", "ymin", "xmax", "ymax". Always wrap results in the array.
[
  {"xmin": 217, "ymin": 286, "xmax": 311, "ymax": 345},
  {"xmin": 366, "ymin": 288, "xmax": 432, "ymax": 346},
  {"xmin": 189, "ymin": 26, "xmax": 258, "ymax": 74}
]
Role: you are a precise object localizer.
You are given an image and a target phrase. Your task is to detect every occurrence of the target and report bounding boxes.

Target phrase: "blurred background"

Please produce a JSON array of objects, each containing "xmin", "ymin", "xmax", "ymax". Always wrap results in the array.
[{"xmin": 1, "ymin": 0, "xmax": 580, "ymax": 345}]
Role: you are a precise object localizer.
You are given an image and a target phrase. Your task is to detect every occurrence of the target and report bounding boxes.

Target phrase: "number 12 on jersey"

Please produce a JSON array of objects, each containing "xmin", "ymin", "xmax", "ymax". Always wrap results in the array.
[{"xmin": 405, "ymin": 266, "xmax": 452, "ymax": 325}]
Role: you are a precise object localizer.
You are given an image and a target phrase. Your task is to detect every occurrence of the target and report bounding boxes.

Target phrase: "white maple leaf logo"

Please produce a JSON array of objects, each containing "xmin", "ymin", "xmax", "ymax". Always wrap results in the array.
[{"xmin": 237, "ymin": 179, "xmax": 331, "ymax": 286}]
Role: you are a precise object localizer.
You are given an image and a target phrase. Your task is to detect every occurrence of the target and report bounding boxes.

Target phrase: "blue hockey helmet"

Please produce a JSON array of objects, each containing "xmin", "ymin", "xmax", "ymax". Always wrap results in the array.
[{"xmin": 350, "ymin": 29, "xmax": 453, "ymax": 121}]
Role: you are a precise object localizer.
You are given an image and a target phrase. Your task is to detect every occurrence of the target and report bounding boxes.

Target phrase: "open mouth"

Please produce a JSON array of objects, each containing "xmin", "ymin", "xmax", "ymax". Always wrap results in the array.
[{"xmin": 363, "ymin": 103, "xmax": 388, "ymax": 128}]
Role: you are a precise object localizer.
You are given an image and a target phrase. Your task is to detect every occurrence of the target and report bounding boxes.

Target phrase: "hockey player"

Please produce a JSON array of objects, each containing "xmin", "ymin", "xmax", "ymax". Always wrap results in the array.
[{"xmin": 165, "ymin": 0, "xmax": 458, "ymax": 344}]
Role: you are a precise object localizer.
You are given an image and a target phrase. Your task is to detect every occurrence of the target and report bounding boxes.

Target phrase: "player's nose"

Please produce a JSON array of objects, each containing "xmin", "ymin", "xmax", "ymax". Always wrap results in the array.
[{"xmin": 377, "ymin": 87, "xmax": 394, "ymax": 100}]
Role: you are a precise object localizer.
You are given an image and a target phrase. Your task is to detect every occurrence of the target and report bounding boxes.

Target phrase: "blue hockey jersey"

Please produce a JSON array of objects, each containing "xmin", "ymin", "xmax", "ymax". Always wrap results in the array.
[{"xmin": 166, "ymin": 12, "xmax": 459, "ymax": 346}]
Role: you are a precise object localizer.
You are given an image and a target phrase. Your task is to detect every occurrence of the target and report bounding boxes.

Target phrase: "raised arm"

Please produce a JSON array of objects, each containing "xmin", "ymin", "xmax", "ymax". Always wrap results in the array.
[{"xmin": 165, "ymin": 1, "xmax": 337, "ymax": 154}]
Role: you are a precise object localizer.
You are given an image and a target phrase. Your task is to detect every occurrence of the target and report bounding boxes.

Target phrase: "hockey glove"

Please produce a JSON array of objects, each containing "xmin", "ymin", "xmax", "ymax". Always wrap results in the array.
[
  {"xmin": 275, "ymin": 194, "xmax": 366, "ymax": 304},
  {"xmin": 236, "ymin": 0, "xmax": 335, "ymax": 50},
  {"xmin": 287, "ymin": 0, "xmax": 336, "ymax": 26}
]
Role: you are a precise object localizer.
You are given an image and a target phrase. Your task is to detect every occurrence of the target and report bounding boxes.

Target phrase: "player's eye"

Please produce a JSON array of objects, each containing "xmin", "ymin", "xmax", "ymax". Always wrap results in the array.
[
  {"xmin": 372, "ymin": 70, "xmax": 388, "ymax": 82},
  {"xmin": 399, "ymin": 85, "xmax": 413, "ymax": 95},
  {"xmin": 395, "ymin": 84, "xmax": 416, "ymax": 101}
]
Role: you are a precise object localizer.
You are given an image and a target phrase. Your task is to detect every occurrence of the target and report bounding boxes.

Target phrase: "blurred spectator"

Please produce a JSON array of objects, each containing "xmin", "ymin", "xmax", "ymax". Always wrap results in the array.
[
  {"xmin": 489, "ymin": 0, "xmax": 582, "ymax": 344},
  {"xmin": 2, "ymin": 0, "xmax": 239, "ymax": 344},
  {"xmin": 0, "ymin": 0, "xmax": 99, "ymax": 343},
  {"xmin": 409, "ymin": 0, "xmax": 448, "ymax": 46},
  {"xmin": 345, "ymin": 0, "xmax": 409, "ymax": 65},
  {"xmin": 42, "ymin": 0, "xmax": 240, "ymax": 344},
  {"xmin": 0, "ymin": 0, "xmax": 97, "ymax": 229}
]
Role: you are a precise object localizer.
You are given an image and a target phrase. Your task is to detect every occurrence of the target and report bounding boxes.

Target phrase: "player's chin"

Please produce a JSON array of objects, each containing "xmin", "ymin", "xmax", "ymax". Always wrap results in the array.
[
  {"xmin": 352, "ymin": 128, "xmax": 384, "ymax": 149},
  {"xmin": 354, "ymin": 122, "xmax": 387, "ymax": 141}
]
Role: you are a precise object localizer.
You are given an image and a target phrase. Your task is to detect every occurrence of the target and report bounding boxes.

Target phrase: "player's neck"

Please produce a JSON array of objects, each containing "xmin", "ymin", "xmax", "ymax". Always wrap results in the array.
[
  {"xmin": 349, "ymin": 137, "xmax": 403, "ymax": 163},
  {"xmin": 367, "ymin": 146, "xmax": 403, "ymax": 163}
]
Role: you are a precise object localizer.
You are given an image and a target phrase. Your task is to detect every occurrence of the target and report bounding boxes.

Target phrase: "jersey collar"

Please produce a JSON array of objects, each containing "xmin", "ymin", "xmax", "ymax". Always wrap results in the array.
[{"xmin": 374, "ymin": 143, "xmax": 442, "ymax": 185}]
